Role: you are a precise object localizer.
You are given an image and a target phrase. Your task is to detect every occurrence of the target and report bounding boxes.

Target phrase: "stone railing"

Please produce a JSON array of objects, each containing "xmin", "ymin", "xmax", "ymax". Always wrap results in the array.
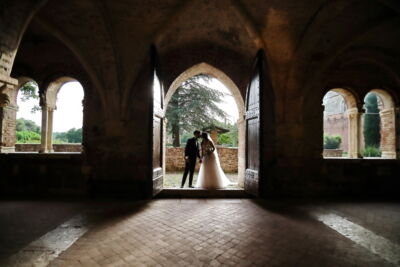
[
  {"xmin": 15, "ymin": 144, "xmax": 82, "ymax": 153},
  {"xmin": 323, "ymin": 149, "xmax": 343, "ymax": 158},
  {"xmin": 166, "ymin": 146, "xmax": 238, "ymax": 172}
]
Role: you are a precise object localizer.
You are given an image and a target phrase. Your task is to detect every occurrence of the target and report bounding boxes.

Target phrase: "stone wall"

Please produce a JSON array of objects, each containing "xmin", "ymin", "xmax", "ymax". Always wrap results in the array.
[
  {"xmin": 0, "ymin": 153, "xmax": 86, "ymax": 196},
  {"xmin": 166, "ymin": 147, "xmax": 238, "ymax": 173},
  {"xmin": 323, "ymin": 149, "xmax": 343, "ymax": 158},
  {"xmin": 15, "ymin": 144, "xmax": 82, "ymax": 152}
]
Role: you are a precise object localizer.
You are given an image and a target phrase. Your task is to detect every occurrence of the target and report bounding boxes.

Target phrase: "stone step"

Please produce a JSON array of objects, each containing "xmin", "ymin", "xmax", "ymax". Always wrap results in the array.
[{"xmin": 156, "ymin": 188, "xmax": 250, "ymax": 198}]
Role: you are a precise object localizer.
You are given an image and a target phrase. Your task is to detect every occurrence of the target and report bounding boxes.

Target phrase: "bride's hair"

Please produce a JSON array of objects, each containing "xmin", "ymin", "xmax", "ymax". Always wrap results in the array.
[{"xmin": 201, "ymin": 132, "xmax": 209, "ymax": 140}]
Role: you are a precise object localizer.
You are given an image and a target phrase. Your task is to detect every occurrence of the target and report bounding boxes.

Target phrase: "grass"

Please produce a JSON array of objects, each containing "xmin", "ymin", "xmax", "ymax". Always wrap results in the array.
[{"xmin": 164, "ymin": 172, "xmax": 239, "ymax": 188}]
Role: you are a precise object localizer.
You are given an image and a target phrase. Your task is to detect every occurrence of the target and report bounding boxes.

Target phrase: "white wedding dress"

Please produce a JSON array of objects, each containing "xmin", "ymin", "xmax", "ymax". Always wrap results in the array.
[{"xmin": 196, "ymin": 140, "xmax": 230, "ymax": 189}]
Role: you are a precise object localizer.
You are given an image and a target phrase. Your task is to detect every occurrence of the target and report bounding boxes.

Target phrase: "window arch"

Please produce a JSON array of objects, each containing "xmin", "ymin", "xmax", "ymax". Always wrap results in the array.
[
  {"xmin": 15, "ymin": 79, "xmax": 41, "ymax": 151},
  {"xmin": 43, "ymin": 77, "xmax": 84, "ymax": 153},
  {"xmin": 362, "ymin": 89, "xmax": 396, "ymax": 159},
  {"xmin": 322, "ymin": 88, "xmax": 359, "ymax": 158}
]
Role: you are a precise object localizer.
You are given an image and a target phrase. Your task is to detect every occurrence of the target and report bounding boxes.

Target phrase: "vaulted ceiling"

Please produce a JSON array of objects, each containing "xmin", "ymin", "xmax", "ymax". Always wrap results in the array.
[{"xmin": 9, "ymin": 0, "xmax": 400, "ymax": 102}]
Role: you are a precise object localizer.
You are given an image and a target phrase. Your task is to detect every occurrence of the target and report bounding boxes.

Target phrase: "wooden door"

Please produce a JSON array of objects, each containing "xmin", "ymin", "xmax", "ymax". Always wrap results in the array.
[
  {"xmin": 244, "ymin": 50, "xmax": 264, "ymax": 196},
  {"xmin": 151, "ymin": 46, "xmax": 164, "ymax": 196}
]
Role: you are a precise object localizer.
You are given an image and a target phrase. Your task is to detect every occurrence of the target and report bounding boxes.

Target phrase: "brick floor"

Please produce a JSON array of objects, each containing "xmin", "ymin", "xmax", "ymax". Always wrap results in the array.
[{"xmin": 2, "ymin": 199, "xmax": 400, "ymax": 267}]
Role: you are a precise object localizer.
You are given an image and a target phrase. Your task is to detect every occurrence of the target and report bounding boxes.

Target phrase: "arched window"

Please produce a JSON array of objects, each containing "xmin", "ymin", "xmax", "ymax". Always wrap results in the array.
[
  {"xmin": 45, "ymin": 79, "xmax": 84, "ymax": 153},
  {"xmin": 15, "ymin": 80, "xmax": 41, "ymax": 152},
  {"xmin": 362, "ymin": 90, "xmax": 396, "ymax": 159},
  {"xmin": 323, "ymin": 89, "xmax": 359, "ymax": 158}
]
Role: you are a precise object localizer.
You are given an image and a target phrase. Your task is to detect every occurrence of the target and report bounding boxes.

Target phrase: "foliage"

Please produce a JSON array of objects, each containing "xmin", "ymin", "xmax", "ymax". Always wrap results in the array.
[
  {"xmin": 323, "ymin": 134, "xmax": 342, "ymax": 149},
  {"xmin": 217, "ymin": 133, "xmax": 232, "ymax": 145},
  {"xmin": 16, "ymin": 131, "xmax": 41, "ymax": 144},
  {"xmin": 363, "ymin": 93, "xmax": 381, "ymax": 147},
  {"xmin": 19, "ymin": 81, "xmax": 41, "ymax": 113},
  {"xmin": 215, "ymin": 121, "xmax": 238, "ymax": 147},
  {"xmin": 165, "ymin": 74, "xmax": 229, "ymax": 147},
  {"xmin": 363, "ymin": 145, "xmax": 382, "ymax": 157},
  {"xmin": 16, "ymin": 118, "xmax": 40, "ymax": 133},
  {"xmin": 180, "ymin": 132, "xmax": 193, "ymax": 147},
  {"xmin": 53, "ymin": 128, "xmax": 82, "ymax": 143}
]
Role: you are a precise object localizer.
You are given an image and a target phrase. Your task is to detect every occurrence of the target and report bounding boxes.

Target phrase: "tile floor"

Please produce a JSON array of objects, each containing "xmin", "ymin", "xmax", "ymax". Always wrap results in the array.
[{"xmin": 1, "ymin": 199, "xmax": 399, "ymax": 267}]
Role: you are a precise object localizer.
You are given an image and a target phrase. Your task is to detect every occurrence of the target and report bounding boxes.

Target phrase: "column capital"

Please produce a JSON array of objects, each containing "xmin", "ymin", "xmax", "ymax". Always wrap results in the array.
[
  {"xmin": 346, "ymin": 107, "xmax": 359, "ymax": 120},
  {"xmin": 0, "ymin": 74, "xmax": 18, "ymax": 108},
  {"xmin": 380, "ymin": 108, "xmax": 395, "ymax": 116},
  {"xmin": 40, "ymin": 104, "xmax": 56, "ymax": 112},
  {"xmin": 0, "ymin": 73, "xmax": 18, "ymax": 87}
]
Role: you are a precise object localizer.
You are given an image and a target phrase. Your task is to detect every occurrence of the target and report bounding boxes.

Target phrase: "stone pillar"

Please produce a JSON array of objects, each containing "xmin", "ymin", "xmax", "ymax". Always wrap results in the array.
[
  {"xmin": 0, "ymin": 74, "xmax": 18, "ymax": 153},
  {"xmin": 347, "ymin": 108, "xmax": 361, "ymax": 158},
  {"xmin": 46, "ymin": 108, "xmax": 54, "ymax": 153},
  {"xmin": 380, "ymin": 108, "xmax": 396, "ymax": 159},
  {"xmin": 237, "ymin": 117, "xmax": 245, "ymax": 187},
  {"xmin": 39, "ymin": 106, "xmax": 48, "ymax": 153}
]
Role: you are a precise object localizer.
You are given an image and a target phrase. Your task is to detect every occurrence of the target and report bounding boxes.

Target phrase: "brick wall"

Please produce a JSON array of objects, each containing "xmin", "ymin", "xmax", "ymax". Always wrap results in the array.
[
  {"xmin": 323, "ymin": 113, "xmax": 349, "ymax": 151},
  {"xmin": 166, "ymin": 147, "xmax": 238, "ymax": 173}
]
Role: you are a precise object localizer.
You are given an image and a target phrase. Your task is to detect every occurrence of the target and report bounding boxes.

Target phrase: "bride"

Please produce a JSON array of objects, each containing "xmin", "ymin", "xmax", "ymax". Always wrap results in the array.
[{"xmin": 196, "ymin": 132, "xmax": 230, "ymax": 189}]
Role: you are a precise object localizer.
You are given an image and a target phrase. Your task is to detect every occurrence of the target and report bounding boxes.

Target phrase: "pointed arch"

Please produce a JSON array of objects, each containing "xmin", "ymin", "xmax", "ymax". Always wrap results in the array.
[
  {"xmin": 165, "ymin": 62, "xmax": 245, "ymax": 119},
  {"xmin": 165, "ymin": 62, "xmax": 246, "ymax": 187}
]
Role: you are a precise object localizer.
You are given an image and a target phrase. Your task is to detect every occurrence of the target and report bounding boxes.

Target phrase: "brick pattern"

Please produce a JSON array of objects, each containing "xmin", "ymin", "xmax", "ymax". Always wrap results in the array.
[
  {"xmin": 166, "ymin": 147, "xmax": 238, "ymax": 173},
  {"xmin": 48, "ymin": 199, "xmax": 396, "ymax": 267},
  {"xmin": 380, "ymin": 109, "xmax": 396, "ymax": 154},
  {"xmin": 324, "ymin": 113, "xmax": 349, "ymax": 151}
]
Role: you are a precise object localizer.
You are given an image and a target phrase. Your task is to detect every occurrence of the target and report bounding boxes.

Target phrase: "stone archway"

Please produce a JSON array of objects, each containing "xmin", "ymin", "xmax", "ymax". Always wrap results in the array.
[
  {"xmin": 165, "ymin": 63, "xmax": 246, "ymax": 187},
  {"xmin": 40, "ymin": 77, "xmax": 82, "ymax": 153},
  {"xmin": 323, "ymin": 88, "xmax": 361, "ymax": 158}
]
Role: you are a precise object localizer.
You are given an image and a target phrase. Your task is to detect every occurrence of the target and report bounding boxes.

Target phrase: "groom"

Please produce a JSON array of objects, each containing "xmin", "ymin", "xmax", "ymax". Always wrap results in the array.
[{"xmin": 181, "ymin": 130, "xmax": 202, "ymax": 188}]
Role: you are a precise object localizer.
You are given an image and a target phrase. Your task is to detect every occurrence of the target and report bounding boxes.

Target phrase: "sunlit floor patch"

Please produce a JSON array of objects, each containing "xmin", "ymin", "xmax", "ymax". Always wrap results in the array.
[
  {"xmin": 0, "ymin": 214, "xmax": 88, "ymax": 267},
  {"xmin": 312, "ymin": 212, "xmax": 400, "ymax": 266}
]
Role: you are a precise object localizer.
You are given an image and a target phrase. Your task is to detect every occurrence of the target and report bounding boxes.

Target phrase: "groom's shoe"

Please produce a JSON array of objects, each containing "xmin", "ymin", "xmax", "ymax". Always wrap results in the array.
[{"xmin": 189, "ymin": 185, "xmax": 195, "ymax": 188}]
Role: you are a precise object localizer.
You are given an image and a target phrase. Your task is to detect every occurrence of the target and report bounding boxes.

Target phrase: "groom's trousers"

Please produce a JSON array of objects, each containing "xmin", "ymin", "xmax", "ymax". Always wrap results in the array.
[{"xmin": 181, "ymin": 158, "xmax": 196, "ymax": 187}]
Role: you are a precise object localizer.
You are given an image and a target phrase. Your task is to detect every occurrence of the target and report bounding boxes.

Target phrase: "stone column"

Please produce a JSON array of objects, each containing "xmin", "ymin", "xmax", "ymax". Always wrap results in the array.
[
  {"xmin": 380, "ymin": 108, "xmax": 396, "ymax": 159},
  {"xmin": 237, "ymin": 117, "xmax": 245, "ymax": 187},
  {"xmin": 347, "ymin": 108, "xmax": 361, "ymax": 158},
  {"xmin": 46, "ymin": 108, "xmax": 54, "ymax": 153},
  {"xmin": 0, "ymin": 74, "xmax": 18, "ymax": 153},
  {"xmin": 39, "ymin": 106, "xmax": 48, "ymax": 153}
]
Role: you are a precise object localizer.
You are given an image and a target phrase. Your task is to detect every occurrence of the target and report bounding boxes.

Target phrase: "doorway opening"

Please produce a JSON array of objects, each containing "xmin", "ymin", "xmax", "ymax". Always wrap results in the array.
[{"xmin": 163, "ymin": 63, "xmax": 245, "ymax": 189}]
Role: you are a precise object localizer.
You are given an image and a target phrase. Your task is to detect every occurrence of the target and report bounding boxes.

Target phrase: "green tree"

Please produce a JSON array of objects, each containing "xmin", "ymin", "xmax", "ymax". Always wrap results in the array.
[
  {"xmin": 363, "ymin": 93, "xmax": 381, "ymax": 147},
  {"xmin": 18, "ymin": 81, "xmax": 40, "ymax": 113},
  {"xmin": 16, "ymin": 118, "xmax": 40, "ymax": 133},
  {"xmin": 165, "ymin": 75, "xmax": 229, "ymax": 147},
  {"xmin": 53, "ymin": 128, "xmax": 82, "ymax": 143},
  {"xmin": 214, "ymin": 121, "xmax": 238, "ymax": 147},
  {"xmin": 16, "ymin": 131, "xmax": 41, "ymax": 143},
  {"xmin": 66, "ymin": 128, "xmax": 82, "ymax": 143}
]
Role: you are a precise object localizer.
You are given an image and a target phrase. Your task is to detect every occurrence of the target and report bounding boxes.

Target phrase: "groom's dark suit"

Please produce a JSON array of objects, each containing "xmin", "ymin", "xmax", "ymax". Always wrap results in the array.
[{"xmin": 181, "ymin": 137, "xmax": 201, "ymax": 187}]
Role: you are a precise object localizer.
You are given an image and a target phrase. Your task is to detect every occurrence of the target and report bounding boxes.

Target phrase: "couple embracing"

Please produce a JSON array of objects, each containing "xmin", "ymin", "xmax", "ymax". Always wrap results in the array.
[{"xmin": 181, "ymin": 130, "xmax": 230, "ymax": 189}]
